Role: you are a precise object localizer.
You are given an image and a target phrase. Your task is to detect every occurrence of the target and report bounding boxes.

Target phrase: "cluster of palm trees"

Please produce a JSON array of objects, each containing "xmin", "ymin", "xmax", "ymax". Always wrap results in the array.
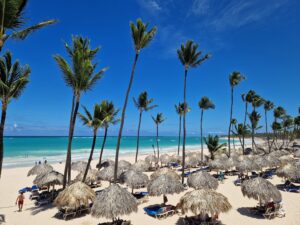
[{"xmin": 0, "ymin": 0, "xmax": 56, "ymax": 178}]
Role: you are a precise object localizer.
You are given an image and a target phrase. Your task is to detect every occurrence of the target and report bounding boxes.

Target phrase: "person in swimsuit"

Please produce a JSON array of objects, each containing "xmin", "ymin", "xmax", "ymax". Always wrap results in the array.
[{"xmin": 16, "ymin": 192, "xmax": 25, "ymax": 212}]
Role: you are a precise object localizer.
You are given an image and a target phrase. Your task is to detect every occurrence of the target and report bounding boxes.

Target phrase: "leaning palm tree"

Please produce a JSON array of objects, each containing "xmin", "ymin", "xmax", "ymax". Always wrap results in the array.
[
  {"xmin": 198, "ymin": 97, "xmax": 215, "ymax": 161},
  {"xmin": 98, "ymin": 100, "xmax": 119, "ymax": 168},
  {"xmin": 54, "ymin": 36, "xmax": 107, "ymax": 187},
  {"xmin": 228, "ymin": 71, "xmax": 245, "ymax": 157},
  {"xmin": 177, "ymin": 40, "xmax": 210, "ymax": 184},
  {"xmin": 133, "ymin": 91, "xmax": 157, "ymax": 162},
  {"xmin": 0, "ymin": 0, "xmax": 57, "ymax": 51},
  {"xmin": 264, "ymin": 100, "xmax": 274, "ymax": 152},
  {"xmin": 0, "ymin": 51, "xmax": 30, "ymax": 178},
  {"xmin": 204, "ymin": 135, "xmax": 227, "ymax": 160},
  {"xmin": 114, "ymin": 19, "xmax": 157, "ymax": 182},
  {"xmin": 152, "ymin": 113, "xmax": 165, "ymax": 162},
  {"xmin": 78, "ymin": 104, "xmax": 104, "ymax": 183},
  {"xmin": 252, "ymin": 94, "xmax": 264, "ymax": 112}
]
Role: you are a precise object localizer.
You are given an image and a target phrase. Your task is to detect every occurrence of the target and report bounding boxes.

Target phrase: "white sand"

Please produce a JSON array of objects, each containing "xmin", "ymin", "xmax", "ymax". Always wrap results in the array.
[{"xmin": 0, "ymin": 147, "xmax": 300, "ymax": 225}]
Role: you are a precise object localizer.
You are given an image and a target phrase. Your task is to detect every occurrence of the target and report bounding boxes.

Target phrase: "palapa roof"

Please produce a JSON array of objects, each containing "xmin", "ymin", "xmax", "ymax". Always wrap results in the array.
[
  {"xmin": 185, "ymin": 156, "xmax": 199, "ymax": 167},
  {"xmin": 97, "ymin": 166, "xmax": 121, "ymax": 182},
  {"xmin": 145, "ymin": 154, "xmax": 158, "ymax": 164},
  {"xmin": 294, "ymin": 149, "xmax": 300, "ymax": 158},
  {"xmin": 27, "ymin": 163, "xmax": 53, "ymax": 177},
  {"xmin": 187, "ymin": 171, "xmax": 218, "ymax": 190},
  {"xmin": 209, "ymin": 159, "xmax": 231, "ymax": 171},
  {"xmin": 120, "ymin": 169, "xmax": 149, "ymax": 189},
  {"xmin": 277, "ymin": 164, "xmax": 300, "ymax": 179},
  {"xmin": 147, "ymin": 174, "xmax": 184, "ymax": 196},
  {"xmin": 241, "ymin": 177, "xmax": 282, "ymax": 203},
  {"xmin": 96, "ymin": 159, "xmax": 115, "ymax": 169},
  {"xmin": 150, "ymin": 167, "xmax": 180, "ymax": 181},
  {"xmin": 236, "ymin": 158, "xmax": 260, "ymax": 172},
  {"xmin": 118, "ymin": 160, "xmax": 132, "ymax": 172},
  {"xmin": 75, "ymin": 169, "xmax": 98, "ymax": 184},
  {"xmin": 179, "ymin": 189, "xmax": 232, "ymax": 216},
  {"xmin": 279, "ymin": 155, "xmax": 294, "ymax": 165},
  {"xmin": 91, "ymin": 184, "xmax": 137, "ymax": 219},
  {"xmin": 130, "ymin": 160, "xmax": 150, "ymax": 172},
  {"xmin": 71, "ymin": 161, "xmax": 90, "ymax": 172},
  {"xmin": 160, "ymin": 154, "xmax": 172, "ymax": 165},
  {"xmin": 33, "ymin": 170, "xmax": 63, "ymax": 187},
  {"xmin": 54, "ymin": 181, "xmax": 95, "ymax": 209}
]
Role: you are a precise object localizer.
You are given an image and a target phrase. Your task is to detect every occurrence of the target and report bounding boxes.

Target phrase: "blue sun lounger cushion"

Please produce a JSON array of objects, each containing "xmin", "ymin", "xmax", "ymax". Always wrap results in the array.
[{"xmin": 144, "ymin": 205, "xmax": 163, "ymax": 216}]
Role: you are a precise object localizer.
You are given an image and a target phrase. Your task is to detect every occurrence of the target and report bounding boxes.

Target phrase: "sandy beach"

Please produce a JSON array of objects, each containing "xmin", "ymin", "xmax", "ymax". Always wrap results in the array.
[{"xmin": 0, "ymin": 146, "xmax": 299, "ymax": 225}]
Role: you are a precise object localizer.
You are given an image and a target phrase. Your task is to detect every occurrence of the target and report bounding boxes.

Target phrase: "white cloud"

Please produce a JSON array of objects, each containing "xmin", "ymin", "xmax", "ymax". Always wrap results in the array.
[{"xmin": 137, "ymin": 0, "xmax": 162, "ymax": 14}]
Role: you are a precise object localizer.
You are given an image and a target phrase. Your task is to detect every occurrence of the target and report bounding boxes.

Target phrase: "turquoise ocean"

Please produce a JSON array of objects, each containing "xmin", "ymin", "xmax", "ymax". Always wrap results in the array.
[{"xmin": 3, "ymin": 136, "xmax": 229, "ymax": 168}]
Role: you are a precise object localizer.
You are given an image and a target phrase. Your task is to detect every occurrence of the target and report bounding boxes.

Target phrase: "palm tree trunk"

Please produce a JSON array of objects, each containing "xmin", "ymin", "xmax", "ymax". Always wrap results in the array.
[
  {"xmin": 228, "ymin": 87, "xmax": 234, "ymax": 158},
  {"xmin": 251, "ymin": 126, "xmax": 255, "ymax": 151},
  {"xmin": 265, "ymin": 109, "xmax": 271, "ymax": 153},
  {"xmin": 98, "ymin": 127, "xmax": 108, "ymax": 169},
  {"xmin": 156, "ymin": 124, "xmax": 160, "ymax": 161},
  {"xmin": 0, "ymin": 103, "xmax": 7, "ymax": 178},
  {"xmin": 200, "ymin": 109, "xmax": 204, "ymax": 161},
  {"xmin": 114, "ymin": 53, "xmax": 139, "ymax": 182},
  {"xmin": 242, "ymin": 102, "xmax": 248, "ymax": 154},
  {"xmin": 82, "ymin": 129, "xmax": 97, "ymax": 183},
  {"xmin": 182, "ymin": 68, "xmax": 188, "ymax": 184},
  {"xmin": 177, "ymin": 115, "xmax": 182, "ymax": 156},
  {"xmin": 135, "ymin": 112, "xmax": 143, "ymax": 162}
]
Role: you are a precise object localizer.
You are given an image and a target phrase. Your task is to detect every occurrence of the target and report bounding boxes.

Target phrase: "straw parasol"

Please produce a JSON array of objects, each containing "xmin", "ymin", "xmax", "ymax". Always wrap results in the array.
[
  {"xmin": 120, "ymin": 169, "xmax": 149, "ymax": 193},
  {"xmin": 118, "ymin": 160, "xmax": 132, "ymax": 172},
  {"xmin": 33, "ymin": 170, "xmax": 63, "ymax": 188},
  {"xmin": 54, "ymin": 181, "xmax": 96, "ymax": 209},
  {"xmin": 150, "ymin": 167, "xmax": 180, "ymax": 181},
  {"xmin": 255, "ymin": 156, "xmax": 270, "ymax": 170},
  {"xmin": 236, "ymin": 158, "xmax": 259, "ymax": 173},
  {"xmin": 27, "ymin": 163, "xmax": 53, "ymax": 177},
  {"xmin": 187, "ymin": 171, "xmax": 218, "ymax": 190},
  {"xmin": 294, "ymin": 149, "xmax": 300, "ymax": 158},
  {"xmin": 71, "ymin": 161, "xmax": 90, "ymax": 172},
  {"xmin": 277, "ymin": 164, "xmax": 300, "ymax": 180},
  {"xmin": 264, "ymin": 154, "xmax": 281, "ymax": 168},
  {"xmin": 185, "ymin": 156, "xmax": 199, "ymax": 168},
  {"xmin": 160, "ymin": 154, "xmax": 172, "ymax": 165},
  {"xmin": 145, "ymin": 154, "xmax": 158, "ymax": 165},
  {"xmin": 130, "ymin": 160, "xmax": 150, "ymax": 172},
  {"xmin": 241, "ymin": 177, "xmax": 282, "ymax": 205},
  {"xmin": 96, "ymin": 159, "xmax": 115, "ymax": 169},
  {"xmin": 279, "ymin": 155, "xmax": 294, "ymax": 165},
  {"xmin": 75, "ymin": 169, "xmax": 98, "ymax": 184},
  {"xmin": 179, "ymin": 189, "xmax": 232, "ymax": 216},
  {"xmin": 97, "ymin": 166, "xmax": 121, "ymax": 183},
  {"xmin": 209, "ymin": 159, "xmax": 230, "ymax": 172},
  {"xmin": 91, "ymin": 184, "xmax": 137, "ymax": 222}
]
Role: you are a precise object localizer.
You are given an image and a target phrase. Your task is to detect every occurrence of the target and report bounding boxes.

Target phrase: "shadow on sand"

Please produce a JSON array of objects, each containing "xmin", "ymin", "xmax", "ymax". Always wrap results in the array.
[
  {"xmin": 237, "ymin": 207, "xmax": 265, "ymax": 219},
  {"xmin": 26, "ymin": 203, "xmax": 55, "ymax": 215}
]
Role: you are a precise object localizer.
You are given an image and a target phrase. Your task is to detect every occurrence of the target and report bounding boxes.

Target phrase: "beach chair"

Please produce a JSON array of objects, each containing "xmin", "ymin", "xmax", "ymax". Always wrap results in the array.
[
  {"xmin": 283, "ymin": 185, "xmax": 300, "ymax": 192},
  {"xmin": 133, "ymin": 192, "xmax": 149, "ymax": 204},
  {"xmin": 263, "ymin": 207, "xmax": 276, "ymax": 219},
  {"xmin": 76, "ymin": 205, "xmax": 90, "ymax": 215},
  {"xmin": 144, "ymin": 204, "xmax": 176, "ymax": 219},
  {"xmin": 233, "ymin": 178, "xmax": 242, "ymax": 186},
  {"xmin": 57, "ymin": 208, "xmax": 76, "ymax": 220},
  {"xmin": 262, "ymin": 171, "xmax": 273, "ymax": 179}
]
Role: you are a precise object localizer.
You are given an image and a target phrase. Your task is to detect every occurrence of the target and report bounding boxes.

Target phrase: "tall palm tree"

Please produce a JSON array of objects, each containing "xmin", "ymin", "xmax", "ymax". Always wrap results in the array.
[
  {"xmin": 0, "ymin": 51, "xmax": 30, "ymax": 178},
  {"xmin": 0, "ymin": 0, "xmax": 57, "ymax": 51},
  {"xmin": 232, "ymin": 123, "xmax": 250, "ymax": 154},
  {"xmin": 54, "ymin": 36, "xmax": 107, "ymax": 187},
  {"xmin": 177, "ymin": 40, "xmax": 209, "ymax": 183},
  {"xmin": 241, "ymin": 90, "xmax": 255, "ymax": 152},
  {"xmin": 98, "ymin": 100, "xmax": 119, "ymax": 168},
  {"xmin": 198, "ymin": 97, "xmax": 215, "ymax": 161},
  {"xmin": 228, "ymin": 71, "xmax": 245, "ymax": 157},
  {"xmin": 252, "ymin": 94, "xmax": 264, "ymax": 112},
  {"xmin": 204, "ymin": 135, "xmax": 227, "ymax": 160},
  {"xmin": 175, "ymin": 103, "xmax": 189, "ymax": 156},
  {"xmin": 231, "ymin": 118, "xmax": 237, "ymax": 151},
  {"xmin": 263, "ymin": 100, "xmax": 274, "ymax": 152},
  {"xmin": 133, "ymin": 91, "xmax": 157, "ymax": 162},
  {"xmin": 152, "ymin": 113, "xmax": 165, "ymax": 162},
  {"xmin": 78, "ymin": 104, "xmax": 103, "ymax": 183},
  {"xmin": 248, "ymin": 110, "xmax": 262, "ymax": 150},
  {"xmin": 114, "ymin": 19, "xmax": 156, "ymax": 182}
]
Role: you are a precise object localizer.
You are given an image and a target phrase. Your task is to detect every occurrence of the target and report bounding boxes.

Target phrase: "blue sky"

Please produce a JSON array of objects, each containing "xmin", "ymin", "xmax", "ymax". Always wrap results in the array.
[{"xmin": 4, "ymin": 0, "xmax": 300, "ymax": 136}]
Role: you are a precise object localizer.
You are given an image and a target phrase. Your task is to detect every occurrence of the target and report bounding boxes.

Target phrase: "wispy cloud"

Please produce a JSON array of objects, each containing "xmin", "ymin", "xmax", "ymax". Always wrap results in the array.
[{"xmin": 136, "ymin": 0, "xmax": 162, "ymax": 14}]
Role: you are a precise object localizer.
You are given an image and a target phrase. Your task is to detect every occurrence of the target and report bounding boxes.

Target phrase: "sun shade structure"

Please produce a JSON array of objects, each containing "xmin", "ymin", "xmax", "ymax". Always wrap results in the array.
[
  {"xmin": 27, "ymin": 163, "xmax": 53, "ymax": 176},
  {"xmin": 187, "ymin": 171, "xmax": 218, "ymax": 190},
  {"xmin": 118, "ymin": 160, "xmax": 132, "ymax": 172},
  {"xmin": 179, "ymin": 189, "xmax": 232, "ymax": 216},
  {"xmin": 277, "ymin": 164, "xmax": 300, "ymax": 180},
  {"xmin": 33, "ymin": 170, "xmax": 63, "ymax": 187},
  {"xmin": 150, "ymin": 167, "xmax": 180, "ymax": 181},
  {"xmin": 75, "ymin": 169, "xmax": 98, "ymax": 184},
  {"xmin": 54, "ymin": 181, "xmax": 96, "ymax": 209},
  {"xmin": 145, "ymin": 154, "xmax": 158, "ymax": 165},
  {"xmin": 185, "ymin": 156, "xmax": 199, "ymax": 168},
  {"xmin": 236, "ymin": 158, "xmax": 259, "ymax": 173},
  {"xmin": 294, "ymin": 149, "xmax": 300, "ymax": 158},
  {"xmin": 96, "ymin": 159, "xmax": 115, "ymax": 169},
  {"xmin": 241, "ymin": 177, "xmax": 282, "ymax": 204},
  {"xmin": 71, "ymin": 161, "xmax": 90, "ymax": 172},
  {"xmin": 264, "ymin": 154, "xmax": 281, "ymax": 168},
  {"xmin": 91, "ymin": 184, "xmax": 138, "ymax": 221},
  {"xmin": 160, "ymin": 154, "xmax": 172, "ymax": 165},
  {"xmin": 120, "ymin": 169, "xmax": 149, "ymax": 191},
  {"xmin": 97, "ymin": 166, "xmax": 121, "ymax": 183},
  {"xmin": 209, "ymin": 159, "xmax": 230, "ymax": 171},
  {"xmin": 279, "ymin": 155, "xmax": 294, "ymax": 165},
  {"xmin": 130, "ymin": 160, "xmax": 150, "ymax": 172}
]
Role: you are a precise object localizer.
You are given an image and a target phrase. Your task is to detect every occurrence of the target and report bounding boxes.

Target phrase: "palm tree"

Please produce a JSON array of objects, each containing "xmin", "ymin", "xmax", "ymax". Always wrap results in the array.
[
  {"xmin": 175, "ymin": 103, "xmax": 188, "ymax": 156},
  {"xmin": 0, "ymin": 51, "xmax": 30, "ymax": 178},
  {"xmin": 252, "ymin": 94, "xmax": 264, "ymax": 112},
  {"xmin": 198, "ymin": 97, "xmax": 215, "ymax": 161},
  {"xmin": 231, "ymin": 118, "xmax": 237, "ymax": 151},
  {"xmin": 228, "ymin": 71, "xmax": 245, "ymax": 157},
  {"xmin": 0, "ymin": 0, "xmax": 57, "ymax": 51},
  {"xmin": 114, "ymin": 19, "xmax": 156, "ymax": 182},
  {"xmin": 133, "ymin": 91, "xmax": 157, "ymax": 162},
  {"xmin": 152, "ymin": 113, "xmax": 165, "ymax": 162},
  {"xmin": 263, "ymin": 100, "xmax": 274, "ymax": 152},
  {"xmin": 241, "ymin": 90, "xmax": 255, "ymax": 152},
  {"xmin": 78, "ymin": 105, "xmax": 103, "ymax": 183},
  {"xmin": 54, "ymin": 36, "xmax": 107, "ymax": 187},
  {"xmin": 98, "ymin": 100, "xmax": 119, "ymax": 168},
  {"xmin": 248, "ymin": 110, "xmax": 262, "ymax": 150},
  {"xmin": 177, "ymin": 40, "xmax": 210, "ymax": 183},
  {"xmin": 204, "ymin": 135, "xmax": 227, "ymax": 160},
  {"xmin": 232, "ymin": 123, "xmax": 250, "ymax": 154}
]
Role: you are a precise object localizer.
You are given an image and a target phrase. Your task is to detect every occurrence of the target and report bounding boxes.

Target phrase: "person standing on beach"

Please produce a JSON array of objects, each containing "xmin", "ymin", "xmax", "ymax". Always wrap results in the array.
[{"xmin": 15, "ymin": 192, "xmax": 25, "ymax": 212}]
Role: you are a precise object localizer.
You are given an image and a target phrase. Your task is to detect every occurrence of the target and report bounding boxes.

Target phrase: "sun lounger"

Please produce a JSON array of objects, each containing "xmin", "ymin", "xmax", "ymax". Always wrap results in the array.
[
  {"xmin": 57, "ymin": 208, "xmax": 77, "ymax": 220},
  {"xmin": 144, "ymin": 204, "xmax": 176, "ymax": 219},
  {"xmin": 234, "ymin": 178, "xmax": 242, "ymax": 186},
  {"xmin": 133, "ymin": 192, "xmax": 149, "ymax": 204},
  {"xmin": 76, "ymin": 205, "xmax": 90, "ymax": 215},
  {"xmin": 262, "ymin": 171, "xmax": 273, "ymax": 179},
  {"xmin": 283, "ymin": 185, "xmax": 300, "ymax": 192}
]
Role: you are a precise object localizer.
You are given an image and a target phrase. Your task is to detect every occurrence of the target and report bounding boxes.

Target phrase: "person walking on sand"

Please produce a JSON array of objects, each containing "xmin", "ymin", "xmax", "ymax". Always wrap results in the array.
[{"xmin": 15, "ymin": 192, "xmax": 25, "ymax": 212}]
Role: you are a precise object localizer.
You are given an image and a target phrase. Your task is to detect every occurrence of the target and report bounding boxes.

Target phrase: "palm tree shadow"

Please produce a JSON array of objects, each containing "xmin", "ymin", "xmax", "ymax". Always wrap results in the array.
[
  {"xmin": 0, "ymin": 214, "xmax": 5, "ymax": 224},
  {"xmin": 237, "ymin": 207, "xmax": 264, "ymax": 219},
  {"xmin": 26, "ymin": 203, "xmax": 55, "ymax": 215}
]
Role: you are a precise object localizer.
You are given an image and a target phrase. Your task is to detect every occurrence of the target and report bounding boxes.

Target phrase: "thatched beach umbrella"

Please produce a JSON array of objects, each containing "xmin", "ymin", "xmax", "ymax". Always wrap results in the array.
[
  {"xmin": 120, "ymin": 169, "xmax": 149, "ymax": 193},
  {"xmin": 255, "ymin": 156, "xmax": 270, "ymax": 170},
  {"xmin": 130, "ymin": 160, "xmax": 150, "ymax": 172},
  {"xmin": 187, "ymin": 171, "xmax": 218, "ymax": 190},
  {"xmin": 185, "ymin": 156, "xmax": 199, "ymax": 168},
  {"xmin": 27, "ymin": 163, "xmax": 53, "ymax": 177},
  {"xmin": 54, "ymin": 182, "xmax": 95, "ymax": 209},
  {"xmin": 97, "ymin": 166, "xmax": 121, "ymax": 183},
  {"xmin": 277, "ymin": 164, "xmax": 300, "ymax": 180},
  {"xmin": 294, "ymin": 149, "xmax": 300, "ymax": 158},
  {"xmin": 147, "ymin": 174, "xmax": 184, "ymax": 203},
  {"xmin": 160, "ymin": 154, "xmax": 171, "ymax": 165},
  {"xmin": 179, "ymin": 189, "xmax": 231, "ymax": 216},
  {"xmin": 279, "ymin": 155, "xmax": 294, "ymax": 165},
  {"xmin": 264, "ymin": 154, "xmax": 281, "ymax": 168},
  {"xmin": 150, "ymin": 167, "xmax": 180, "ymax": 181},
  {"xmin": 91, "ymin": 184, "xmax": 137, "ymax": 222},
  {"xmin": 241, "ymin": 177, "xmax": 282, "ymax": 205},
  {"xmin": 71, "ymin": 161, "xmax": 90, "ymax": 172},
  {"xmin": 119, "ymin": 160, "xmax": 132, "ymax": 172},
  {"xmin": 236, "ymin": 158, "xmax": 259, "ymax": 174},
  {"xmin": 209, "ymin": 159, "xmax": 230, "ymax": 172},
  {"xmin": 145, "ymin": 154, "xmax": 158, "ymax": 165},
  {"xmin": 33, "ymin": 170, "xmax": 63, "ymax": 188},
  {"xmin": 96, "ymin": 159, "xmax": 115, "ymax": 169},
  {"xmin": 75, "ymin": 169, "xmax": 98, "ymax": 184}
]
